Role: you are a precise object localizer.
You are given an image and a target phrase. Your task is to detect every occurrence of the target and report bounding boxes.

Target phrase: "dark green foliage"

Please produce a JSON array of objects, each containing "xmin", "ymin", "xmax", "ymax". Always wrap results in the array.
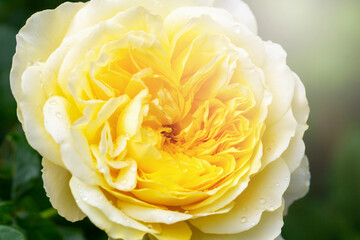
[{"xmin": 0, "ymin": 225, "xmax": 25, "ymax": 240}]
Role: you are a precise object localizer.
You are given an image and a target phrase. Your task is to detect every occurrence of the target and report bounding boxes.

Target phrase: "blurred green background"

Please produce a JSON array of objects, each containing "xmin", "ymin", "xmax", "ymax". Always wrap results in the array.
[{"xmin": 0, "ymin": 0, "xmax": 359, "ymax": 239}]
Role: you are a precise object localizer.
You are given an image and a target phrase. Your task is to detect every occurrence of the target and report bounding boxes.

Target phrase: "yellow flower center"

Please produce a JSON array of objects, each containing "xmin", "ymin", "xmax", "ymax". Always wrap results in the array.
[{"xmin": 63, "ymin": 7, "xmax": 267, "ymax": 208}]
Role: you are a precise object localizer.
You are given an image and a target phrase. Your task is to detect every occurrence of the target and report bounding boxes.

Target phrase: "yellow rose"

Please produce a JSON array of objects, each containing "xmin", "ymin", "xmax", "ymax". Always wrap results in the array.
[{"xmin": 10, "ymin": 0, "xmax": 310, "ymax": 239}]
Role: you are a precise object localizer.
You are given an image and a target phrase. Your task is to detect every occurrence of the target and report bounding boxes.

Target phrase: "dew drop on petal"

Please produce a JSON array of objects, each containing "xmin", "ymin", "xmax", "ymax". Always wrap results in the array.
[
  {"xmin": 233, "ymin": 26, "xmax": 241, "ymax": 34},
  {"xmin": 240, "ymin": 217, "xmax": 247, "ymax": 223},
  {"xmin": 55, "ymin": 112, "xmax": 62, "ymax": 119},
  {"xmin": 259, "ymin": 198, "xmax": 266, "ymax": 204}
]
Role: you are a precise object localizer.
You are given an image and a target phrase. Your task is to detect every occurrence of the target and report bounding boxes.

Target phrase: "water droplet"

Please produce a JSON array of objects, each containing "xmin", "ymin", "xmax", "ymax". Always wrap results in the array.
[
  {"xmin": 99, "ymin": 167, "xmax": 106, "ymax": 173},
  {"xmin": 55, "ymin": 112, "xmax": 62, "ymax": 119},
  {"xmin": 234, "ymin": 26, "xmax": 242, "ymax": 34},
  {"xmin": 266, "ymin": 142, "xmax": 274, "ymax": 152},
  {"xmin": 50, "ymin": 100, "xmax": 57, "ymax": 105},
  {"xmin": 75, "ymin": 199, "xmax": 80, "ymax": 203},
  {"xmin": 251, "ymin": 222, "xmax": 256, "ymax": 226},
  {"xmin": 259, "ymin": 198, "xmax": 266, "ymax": 204},
  {"xmin": 275, "ymin": 183, "xmax": 280, "ymax": 187},
  {"xmin": 269, "ymin": 206, "xmax": 274, "ymax": 211},
  {"xmin": 83, "ymin": 197, "xmax": 88, "ymax": 201},
  {"xmin": 240, "ymin": 217, "xmax": 247, "ymax": 223},
  {"xmin": 168, "ymin": 216, "xmax": 174, "ymax": 222},
  {"xmin": 147, "ymin": 224, "xmax": 153, "ymax": 229}
]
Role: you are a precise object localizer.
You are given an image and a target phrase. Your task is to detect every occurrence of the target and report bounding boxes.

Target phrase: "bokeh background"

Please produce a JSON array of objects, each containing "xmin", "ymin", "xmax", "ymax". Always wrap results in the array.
[{"xmin": 0, "ymin": 0, "xmax": 359, "ymax": 239}]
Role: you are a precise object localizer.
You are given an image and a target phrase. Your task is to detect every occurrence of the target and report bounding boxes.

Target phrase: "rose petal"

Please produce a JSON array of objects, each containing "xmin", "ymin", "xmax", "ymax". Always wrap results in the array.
[
  {"xmin": 261, "ymin": 108, "xmax": 297, "ymax": 169},
  {"xmin": 283, "ymin": 156, "xmax": 310, "ymax": 213},
  {"xmin": 190, "ymin": 158, "xmax": 290, "ymax": 234},
  {"xmin": 43, "ymin": 96, "xmax": 100, "ymax": 185},
  {"xmin": 66, "ymin": 0, "xmax": 168, "ymax": 37},
  {"xmin": 151, "ymin": 222, "xmax": 192, "ymax": 240},
  {"xmin": 19, "ymin": 65, "xmax": 63, "ymax": 167},
  {"xmin": 42, "ymin": 158, "xmax": 85, "ymax": 222},
  {"xmin": 263, "ymin": 41, "xmax": 296, "ymax": 125},
  {"xmin": 191, "ymin": 201, "xmax": 284, "ymax": 240},
  {"xmin": 281, "ymin": 75, "xmax": 310, "ymax": 172},
  {"xmin": 70, "ymin": 177, "xmax": 158, "ymax": 236},
  {"xmin": 118, "ymin": 202, "xmax": 192, "ymax": 224},
  {"xmin": 212, "ymin": 0, "xmax": 257, "ymax": 34},
  {"xmin": 10, "ymin": 2, "xmax": 84, "ymax": 102}
]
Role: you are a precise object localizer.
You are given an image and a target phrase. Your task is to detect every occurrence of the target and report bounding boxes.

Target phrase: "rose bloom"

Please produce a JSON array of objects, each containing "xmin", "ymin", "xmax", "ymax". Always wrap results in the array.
[{"xmin": 10, "ymin": 0, "xmax": 310, "ymax": 239}]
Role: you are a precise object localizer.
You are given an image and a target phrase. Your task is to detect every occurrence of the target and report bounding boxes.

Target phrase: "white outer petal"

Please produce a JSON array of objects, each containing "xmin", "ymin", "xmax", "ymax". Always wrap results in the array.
[
  {"xmin": 191, "ymin": 202, "xmax": 285, "ymax": 240},
  {"xmin": 10, "ymin": 2, "xmax": 85, "ymax": 103},
  {"xmin": 43, "ymin": 96, "xmax": 100, "ymax": 185},
  {"xmin": 65, "ymin": 0, "xmax": 168, "ymax": 36},
  {"xmin": 275, "ymin": 235, "xmax": 285, "ymax": 240},
  {"xmin": 157, "ymin": 0, "xmax": 257, "ymax": 33},
  {"xmin": 212, "ymin": 0, "xmax": 257, "ymax": 34},
  {"xmin": 190, "ymin": 159, "xmax": 290, "ymax": 234},
  {"xmin": 69, "ymin": 177, "xmax": 158, "ymax": 238},
  {"xmin": 282, "ymin": 74, "xmax": 310, "ymax": 172},
  {"xmin": 262, "ymin": 41, "xmax": 296, "ymax": 126},
  {"xmin": 18, "ymin": 65, "xmax": 63, "ymax": 167},
  {"xmin": 261, "ymin": 108, "xmax": 297, "ymax": 168},
  {"xmin": 42, "ymin": 158, "xmax": 85, "ymax": 222},
  {"xmin": 283, "ymin": 156, "xmax": 310, "ymax": 213}
]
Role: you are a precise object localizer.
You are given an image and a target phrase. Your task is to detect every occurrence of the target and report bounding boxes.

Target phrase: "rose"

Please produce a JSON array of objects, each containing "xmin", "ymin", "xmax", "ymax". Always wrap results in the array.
[{"xmin": 10, "ymin": 0, "xmax": 310, "ymax": 239}]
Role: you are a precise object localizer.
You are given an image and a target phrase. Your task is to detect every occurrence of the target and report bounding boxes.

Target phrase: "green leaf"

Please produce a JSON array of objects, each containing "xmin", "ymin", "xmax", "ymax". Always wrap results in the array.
[
  {"xmin": 0, "ymin": 201, "xmax": 14, "ymax": 225},
  {"xmin": 10, "ymin": 133, "xmax": 41, "ymax": 200},
  {"xmin": 15, "ymin": 213, "xmax": 62, "ymax": 240},
  {"xmin": 0, "ymin": 137, "xmax": 13, "ymax": 200},
  {"xmin": 0, "ymin": 225, "xmax": 26, "ymax": 240},
  {"xmin": 57, "ymin": 226, "xmax": 86, "ymax": 240},
  {"xmin": 0, "ymin": 25, "xmax": 17, "ymax": 142}
]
